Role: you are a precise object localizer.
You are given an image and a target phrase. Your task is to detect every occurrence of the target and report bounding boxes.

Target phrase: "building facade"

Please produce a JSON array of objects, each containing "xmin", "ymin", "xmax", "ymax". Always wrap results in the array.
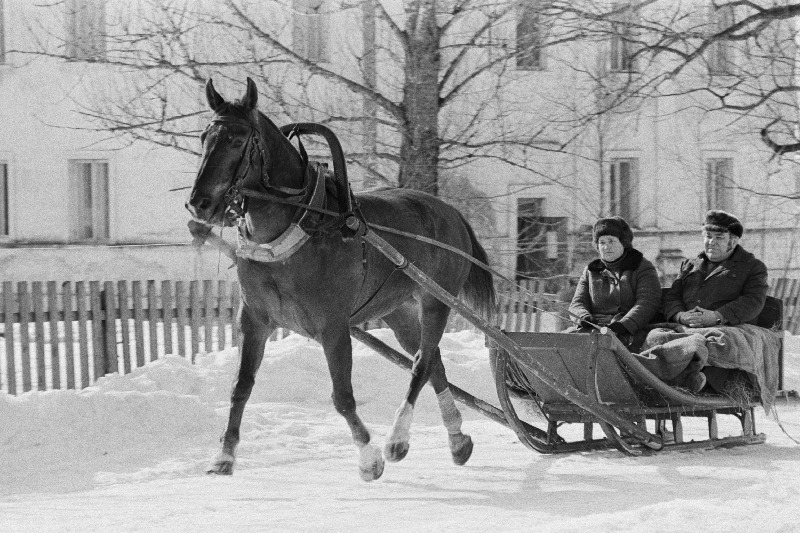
[{"xmin": 0, "ymin": 0, "xmax": 798, "ymax": 285}]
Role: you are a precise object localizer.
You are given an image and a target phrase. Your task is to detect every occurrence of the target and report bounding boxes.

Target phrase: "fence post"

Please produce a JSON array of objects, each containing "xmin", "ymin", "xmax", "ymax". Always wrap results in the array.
[{"xmin": 99, "ymin": 287, "xmax": 112, "ymax": 377}]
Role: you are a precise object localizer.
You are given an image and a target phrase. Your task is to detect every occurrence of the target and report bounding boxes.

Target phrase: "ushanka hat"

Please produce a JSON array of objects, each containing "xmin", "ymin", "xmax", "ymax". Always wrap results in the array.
[
  {"xmin": 592, "ymin": 217, "xmax": 633, "ymax": 249},
  {"xmin": 703, "ymin": 210, "xmax": 743, "ymax": 238}
]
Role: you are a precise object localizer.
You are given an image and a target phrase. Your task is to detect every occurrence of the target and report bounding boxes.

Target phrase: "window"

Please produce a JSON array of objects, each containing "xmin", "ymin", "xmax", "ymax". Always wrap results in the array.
[
  {"xmin": 705, "ymin": 158, "xmax": 733, "ymax": 211},
  {"xmin": 65, "ymin": 0, "xmax": 106, "ymax": 60},
  {"xmin": 610, "ymin": 3, "xmax": 637, "ymax": 72},
  {"xmin": 607, "ymin": 158, "xmax": 639, "ymax": 226},
  {"xmin": 68, "ymin": 160, "xmax": 109, "ymax": 241},
  {"xmin": 516, "ymin": 3, "xmax": 545, "ymax": 70},
  {"xmin": 707, "ymin": 4, "xmax": 735, "ymax": 74},
  {"xmin": 0, "ymin": 162, "xmax": 8, "ymax": 236},
  {"xmin": 516, "ymin": 198, "xmax": 567, "ymax": 279},
  {"xmin": 0, "ymin": 0, "xmax": 5, "ymax": 64},
  {"xmin": 293, "ymin": 0, "xmax": 329, "ymax": 63}
]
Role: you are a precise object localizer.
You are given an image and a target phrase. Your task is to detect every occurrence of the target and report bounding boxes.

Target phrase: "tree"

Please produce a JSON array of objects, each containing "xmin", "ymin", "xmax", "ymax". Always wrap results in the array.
[
  {"xmin": 19, "ymin": 0, "xmax": 800, "ymax": 279},
  {"xmin": 20, "ymin": 0, "xmax": 581, "ymax": 199}
]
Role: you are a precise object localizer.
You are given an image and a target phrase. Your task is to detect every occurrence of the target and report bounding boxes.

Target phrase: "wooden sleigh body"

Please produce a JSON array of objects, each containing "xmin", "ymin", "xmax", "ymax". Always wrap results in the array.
[{"xmin": 489, "ymin": 296, "xmax": 788, "ymax": 455}]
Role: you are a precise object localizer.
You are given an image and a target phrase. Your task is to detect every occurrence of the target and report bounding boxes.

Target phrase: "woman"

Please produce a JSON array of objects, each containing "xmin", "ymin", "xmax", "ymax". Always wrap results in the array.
[{"xmin": 568, "ymin": 217, "xmax": 661, "ymax": 351}]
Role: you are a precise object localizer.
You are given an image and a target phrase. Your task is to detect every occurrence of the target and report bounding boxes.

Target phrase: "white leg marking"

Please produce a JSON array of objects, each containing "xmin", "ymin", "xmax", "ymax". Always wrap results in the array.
[
  {"xmin": 387, "ymin": 400, "xmax": 414, "ymax": 444},
  {"xmin": 358, "ymin": 444, "xmax": 385, "ymax": 481},
  {"xmin": 437, "ymin": 388, "xmax": 463, "ymax": 435}
]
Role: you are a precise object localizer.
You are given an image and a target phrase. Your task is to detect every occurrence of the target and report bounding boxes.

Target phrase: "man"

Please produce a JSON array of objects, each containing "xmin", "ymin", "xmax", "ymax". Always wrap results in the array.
[
  {"xmin": 661, "ymin": 209, "xmax": 769, "ymax": 391},
  {"xmin": 664, "ymin": 210, "xmax": 768, "ymax": 328}
]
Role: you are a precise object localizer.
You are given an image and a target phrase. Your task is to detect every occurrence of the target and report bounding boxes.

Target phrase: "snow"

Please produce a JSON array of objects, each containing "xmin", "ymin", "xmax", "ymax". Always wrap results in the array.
[{"xmin": 1, "ymin": 329, "xmax": 799, "ymax": 532}]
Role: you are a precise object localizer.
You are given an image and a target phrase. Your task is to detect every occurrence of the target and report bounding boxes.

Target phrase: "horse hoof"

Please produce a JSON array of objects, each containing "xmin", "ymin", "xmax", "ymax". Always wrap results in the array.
[
  {"xmin": 206, "ymin": 452, "xmax": 235, "ymax": 475},
  {"xmin": 384, "ymin": 441, "xmax": 410, "ymax": 463},
  {"xmin": 359, "ymin": 445, "xmax": 385, "ymax": 481},
  {"xmin": 449, "ymin": 433, "xmax": 473, "ymax": 466}
]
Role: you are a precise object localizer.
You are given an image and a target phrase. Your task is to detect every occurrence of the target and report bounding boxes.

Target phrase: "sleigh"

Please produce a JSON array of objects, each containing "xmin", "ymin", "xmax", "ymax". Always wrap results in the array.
[{"xmin": 488, "ymin": 294, "xmax": 787, "ymax": 455}]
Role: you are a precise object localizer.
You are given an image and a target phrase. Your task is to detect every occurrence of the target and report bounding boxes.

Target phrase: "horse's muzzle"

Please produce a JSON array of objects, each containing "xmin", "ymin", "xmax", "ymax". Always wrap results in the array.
[{"xmin": 186, "ymin": 194, "xmax": 218, "ymax": 224}]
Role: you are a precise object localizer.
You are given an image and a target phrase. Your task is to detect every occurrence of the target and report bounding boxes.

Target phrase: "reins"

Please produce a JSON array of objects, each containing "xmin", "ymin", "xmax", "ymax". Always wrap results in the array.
[{"xmin": 203, "ymin": 114, "xmax": 591, "ymax": 329}]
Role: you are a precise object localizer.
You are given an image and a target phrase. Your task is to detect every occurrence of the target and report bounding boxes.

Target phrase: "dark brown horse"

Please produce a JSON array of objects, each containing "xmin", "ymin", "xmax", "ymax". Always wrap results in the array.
[{"xmin": 186, "ymin": 78, "xmax": 494, "ymax": 481}]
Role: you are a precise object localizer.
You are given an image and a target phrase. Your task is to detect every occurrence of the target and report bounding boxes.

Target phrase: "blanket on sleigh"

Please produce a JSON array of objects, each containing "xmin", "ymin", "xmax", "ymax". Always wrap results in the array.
[{"xmin": 635, "ymin": 324, "xmax": 782, "ymax": 413}]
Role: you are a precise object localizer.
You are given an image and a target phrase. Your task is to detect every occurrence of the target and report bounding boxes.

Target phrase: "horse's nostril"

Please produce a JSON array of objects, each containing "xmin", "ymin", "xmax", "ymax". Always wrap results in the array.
[{"xmin": 190, "ymin": 197, "xmax": 211, "ymax": 211}]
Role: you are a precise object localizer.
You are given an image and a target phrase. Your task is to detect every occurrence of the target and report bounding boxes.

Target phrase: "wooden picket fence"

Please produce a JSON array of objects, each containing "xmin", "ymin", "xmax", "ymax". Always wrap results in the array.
[
  {"xmin": 1, "ymin": 276, "xmax": 798, "ymax": 396},
  {"xmin": 0, "ymin": 280, "xmax": 247, "ymax": 395},
  {"xmin": 493, "ymin": 278, "xmax": 559, "ymax": 332}
]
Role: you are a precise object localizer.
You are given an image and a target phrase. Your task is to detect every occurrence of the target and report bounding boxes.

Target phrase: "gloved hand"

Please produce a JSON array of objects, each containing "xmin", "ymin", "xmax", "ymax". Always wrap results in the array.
[
  {"xmin": 607, "ymin": 322, "xmax": 629, "ymax": 337},
  {"xmin": 578, "ymin": 316, "xmax": 596, "ymax": 330}
]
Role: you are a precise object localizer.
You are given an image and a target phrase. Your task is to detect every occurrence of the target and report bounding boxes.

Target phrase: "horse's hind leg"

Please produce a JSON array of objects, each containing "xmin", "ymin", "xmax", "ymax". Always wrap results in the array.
[
  {"xmin": 427, "ymin": 357, "xmax": 473, "ymax": 465},
  {"xmin": 382, "ymin": 300, "xmax": 472, "ymax": 465},
  {"xmin": 321, "ymin": 325, "xmax": 384, "ymax": 481},
  {"xmin": 207, "ymin": 306, "xmax": 274, "ymax": 475}
]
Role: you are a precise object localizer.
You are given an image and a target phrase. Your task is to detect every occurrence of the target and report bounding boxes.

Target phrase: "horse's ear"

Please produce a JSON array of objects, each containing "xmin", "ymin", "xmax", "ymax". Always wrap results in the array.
[
  {"xmin": 205, "ymin": 79, "xmax": 226, "ymax": 112},
  {"xmin": 242, "ymin": 77, "xmax": 258, "ymax": 110}
]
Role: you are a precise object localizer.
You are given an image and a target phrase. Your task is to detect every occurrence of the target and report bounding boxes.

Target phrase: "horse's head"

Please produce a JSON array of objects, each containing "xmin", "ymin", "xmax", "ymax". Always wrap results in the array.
[
  {"xmin": 187, "ymin": 77, "xmax": 304, "ymax": 227},
  {"xmin": 185, "ymin": 78, "xmax": 261, "ymax": 226}
]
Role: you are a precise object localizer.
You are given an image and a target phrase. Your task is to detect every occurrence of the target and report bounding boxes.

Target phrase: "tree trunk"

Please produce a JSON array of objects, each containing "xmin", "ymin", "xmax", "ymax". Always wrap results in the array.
[{"xmin": 399, "ymin": 0, "xmax": 440, "ymax": 195}]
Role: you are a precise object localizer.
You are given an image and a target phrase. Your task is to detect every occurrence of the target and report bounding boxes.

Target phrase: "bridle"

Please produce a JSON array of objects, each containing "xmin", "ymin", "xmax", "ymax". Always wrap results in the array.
[{"xmin": 202, "ymin": 115, "xmax": 309, "ymax": 222}]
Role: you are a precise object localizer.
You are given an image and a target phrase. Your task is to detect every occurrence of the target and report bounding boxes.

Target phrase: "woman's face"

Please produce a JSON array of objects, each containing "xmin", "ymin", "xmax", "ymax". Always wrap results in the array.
[{"xmin": 597, "ymin": 235, "xmax": 625, "ymax": 262}]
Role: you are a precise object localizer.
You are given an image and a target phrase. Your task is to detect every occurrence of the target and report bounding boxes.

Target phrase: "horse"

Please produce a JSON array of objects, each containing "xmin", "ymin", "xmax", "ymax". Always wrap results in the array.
[{"xmin": 186, "ymin": 78, "xmax": 495, "ymax": 481}]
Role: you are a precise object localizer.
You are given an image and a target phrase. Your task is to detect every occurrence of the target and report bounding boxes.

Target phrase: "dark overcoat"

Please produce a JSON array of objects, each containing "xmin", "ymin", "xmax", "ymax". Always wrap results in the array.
[
  {"xmin": 569, "ymin": 248, "xmax": 662, "ymax": 334},
  {"xmin": 662, "ymin": 245, "xmax": 768, "ymax": 325}
]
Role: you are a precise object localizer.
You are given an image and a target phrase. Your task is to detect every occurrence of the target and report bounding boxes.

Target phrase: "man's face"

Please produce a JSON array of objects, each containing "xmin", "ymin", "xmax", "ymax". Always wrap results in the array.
[{"xmin": 703, "ymin": 230, "xmax": 738, "ymax": 261}]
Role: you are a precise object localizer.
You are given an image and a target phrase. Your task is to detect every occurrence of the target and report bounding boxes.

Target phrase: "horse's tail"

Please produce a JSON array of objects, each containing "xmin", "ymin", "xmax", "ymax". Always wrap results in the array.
[{"xmin": 459, "ymin": 214, "xmax": 496, "ymax": 322}]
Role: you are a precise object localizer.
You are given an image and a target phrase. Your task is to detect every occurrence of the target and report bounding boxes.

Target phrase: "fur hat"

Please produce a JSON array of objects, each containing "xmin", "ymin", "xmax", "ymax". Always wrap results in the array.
[
  {"xmin": 703, "ymin": 210, "xmax": 743, "ymax": 238},
  {"xmin": 592, "ymin": 217, "xmax": 633, "ymax": 249}
]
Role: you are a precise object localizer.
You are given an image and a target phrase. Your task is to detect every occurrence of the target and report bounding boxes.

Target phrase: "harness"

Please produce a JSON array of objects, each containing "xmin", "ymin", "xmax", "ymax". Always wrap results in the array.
[{"xmin": 206, "ymin": 115, "xmax": 361, "ymax": 262}]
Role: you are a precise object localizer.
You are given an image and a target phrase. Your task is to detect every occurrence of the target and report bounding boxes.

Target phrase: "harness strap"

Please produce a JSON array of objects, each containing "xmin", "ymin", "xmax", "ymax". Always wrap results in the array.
[
  {"xmin": 364, "ymin": 222, "xmax": 593, "ymax": 328},
  {"xmin": 240, "ymin": 187, "xmax": 342, "ymax": 217}
]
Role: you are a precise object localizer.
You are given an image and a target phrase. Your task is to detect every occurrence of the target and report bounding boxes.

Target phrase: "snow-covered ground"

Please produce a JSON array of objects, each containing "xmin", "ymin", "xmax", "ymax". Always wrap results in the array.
[{"xmin": 1, "ymin": 329, "xmax": 799, "ymax": 532}]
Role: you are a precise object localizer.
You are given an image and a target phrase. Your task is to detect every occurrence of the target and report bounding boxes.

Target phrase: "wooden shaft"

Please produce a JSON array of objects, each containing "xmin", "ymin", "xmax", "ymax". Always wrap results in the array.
[
  {"xmin": 360, "ymin": 226, "xmax": 660, "ymax": 447},
  {"xmin": 349, "ymin": 326, "xmax": 509, "ymax": 428}
]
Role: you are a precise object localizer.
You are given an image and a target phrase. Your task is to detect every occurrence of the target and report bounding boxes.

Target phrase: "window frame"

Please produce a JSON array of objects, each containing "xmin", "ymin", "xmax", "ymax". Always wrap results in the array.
[
  {"xmin": 707, "ymin": 3, "xmax": 735, "ymax": 75},
  {"xmin": 68, "ymin": 159, "xmax": 110, "ymax": 242},
  {"xmin": 609, "ymin": 2, "xmax": 639, "ymax": 73},
  {"xmin": 606, "ymin": 157, "xmax": 640, "ymax": 227},
  {"xmin": 292, "ymin": 0, "xmax": 330, "ymax": 63},
  {"xmin": 704, "ymin": 157, "xmax": 734, "ymax": 211},
  {"xmin": 0, "ymin": 160, "xmax": 10, "ymax": 238},
  {"xmin": 0, "ymin": 0, "xmax": 6, "ymax": 65},
  {"xmin": 515, "ymin": 198, "xmax": 568, "ymax": 279},
  {"xmin": 65, "ymin": 0, "xmax": 106, "ymax": 61},
  {"xmin": 516, "ymin": 2, "xmax": 546, "ymax": 71}
]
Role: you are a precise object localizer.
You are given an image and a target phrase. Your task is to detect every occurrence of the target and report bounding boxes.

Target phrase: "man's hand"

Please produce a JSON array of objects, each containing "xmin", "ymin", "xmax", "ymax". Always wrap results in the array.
[{"xmin": 681, "ymin": 307, "xmax": 723, "ymax": 328}]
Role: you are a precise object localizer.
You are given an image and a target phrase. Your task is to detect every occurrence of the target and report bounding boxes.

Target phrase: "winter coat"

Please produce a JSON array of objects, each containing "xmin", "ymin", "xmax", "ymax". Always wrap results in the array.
[
  {"xmin": 569, "ymin": 248, "xmax": 662, "ymax": 334},
  {"xmin": 662, "ymin": 245, "xmax": 768, "ymax": 326}
]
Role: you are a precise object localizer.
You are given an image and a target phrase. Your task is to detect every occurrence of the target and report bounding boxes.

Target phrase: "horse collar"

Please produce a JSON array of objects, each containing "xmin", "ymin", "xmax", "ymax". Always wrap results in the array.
[
  {"xmin": 234, "ymin": 163, "xmax": 327, "ymax": 263},
  {"xmin": 236, "ymin": 222, "xmax": 310, "ymax": 263}
]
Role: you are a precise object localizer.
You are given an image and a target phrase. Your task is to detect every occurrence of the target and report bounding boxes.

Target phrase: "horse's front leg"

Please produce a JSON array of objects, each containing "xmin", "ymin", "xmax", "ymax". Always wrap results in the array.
[
  {"xmin": 322, "ymin": 327, "xmax": 384, "ymax": 481},
  {"xmin": 207, "ymin": 306, "xmax": 274, "ymax": 475}
]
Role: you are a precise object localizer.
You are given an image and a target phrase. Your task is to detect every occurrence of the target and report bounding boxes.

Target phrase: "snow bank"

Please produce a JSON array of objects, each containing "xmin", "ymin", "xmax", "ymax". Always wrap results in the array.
[{"xmin": 0, "ymin": 328, "xmax": 797, "ymax": 499}]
